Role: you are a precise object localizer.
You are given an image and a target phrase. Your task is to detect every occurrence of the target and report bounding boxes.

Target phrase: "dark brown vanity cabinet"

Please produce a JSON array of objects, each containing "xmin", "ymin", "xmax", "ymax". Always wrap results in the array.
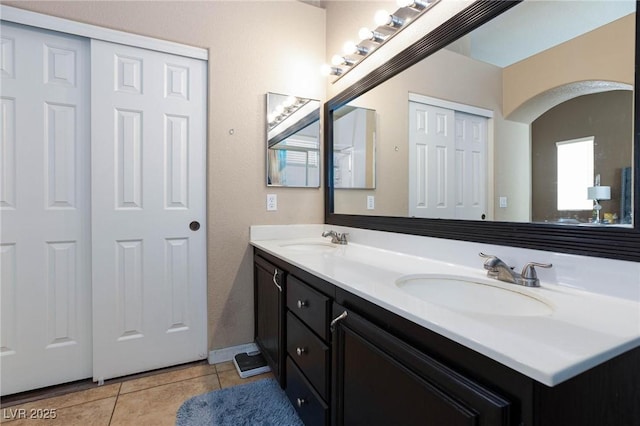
[
  {"xmin": 253, "ymin": 249, "xmax": 640, "ymax": 426},
  {"xmin": 254, "ymin": 254, "xmax": 286, "ymax": 385},
  {"xmin": 330, "ymin": 303, "xmax": 511, "ymax": 426}
]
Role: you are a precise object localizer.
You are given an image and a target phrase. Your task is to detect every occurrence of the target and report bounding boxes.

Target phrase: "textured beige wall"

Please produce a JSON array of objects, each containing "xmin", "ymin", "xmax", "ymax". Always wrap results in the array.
[{"xmin": 5, "ymin": 0, "xmax": 326, "ymax": 351}]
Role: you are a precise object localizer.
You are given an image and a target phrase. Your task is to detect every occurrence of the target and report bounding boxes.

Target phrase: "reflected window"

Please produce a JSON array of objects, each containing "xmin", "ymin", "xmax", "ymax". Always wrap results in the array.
[
  {"xmin": 556, "ymin": 137, "xmax": 594, "ymax": 211},
  {"xmin": 270, "ymin": 136, "xmax": 320, "ymax": 187}
]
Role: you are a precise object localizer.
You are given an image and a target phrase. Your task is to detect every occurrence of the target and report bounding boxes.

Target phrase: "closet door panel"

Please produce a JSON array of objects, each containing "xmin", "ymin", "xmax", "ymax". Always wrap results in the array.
[
  {"xmin": 90, "ymin": 40, "xmax": 207, "ymax": 381},
  {"xmin": 0, "ymin": 22, "xmax": 92, "ymax": 396}
]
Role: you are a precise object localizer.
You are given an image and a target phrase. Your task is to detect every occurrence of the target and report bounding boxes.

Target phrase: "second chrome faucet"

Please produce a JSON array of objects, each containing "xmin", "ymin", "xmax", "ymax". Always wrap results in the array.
[{"xmin": 479, "ymin": 253, "xmax": 552, "ymax": 287}]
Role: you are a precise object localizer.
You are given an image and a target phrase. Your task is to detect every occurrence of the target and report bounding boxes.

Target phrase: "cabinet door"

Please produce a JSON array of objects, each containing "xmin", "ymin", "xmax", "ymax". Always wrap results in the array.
[
  {"xmin": 331, "ymin": 304, "xmax": 511, "ymax": 426},
  {"xmin": 254, "ymin": 256, "xmax": 285, "ymax": 384}
]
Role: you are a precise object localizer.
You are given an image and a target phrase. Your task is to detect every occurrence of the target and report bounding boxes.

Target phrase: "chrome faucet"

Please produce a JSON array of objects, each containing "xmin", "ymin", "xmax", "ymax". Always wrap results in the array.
[
  {"xmin": 479, "ymin": 253, "xmax": 552, "ymax": 287},
  {"xmin": 322, "ymin": 230, "xmax": 348, "ymax": 245}
]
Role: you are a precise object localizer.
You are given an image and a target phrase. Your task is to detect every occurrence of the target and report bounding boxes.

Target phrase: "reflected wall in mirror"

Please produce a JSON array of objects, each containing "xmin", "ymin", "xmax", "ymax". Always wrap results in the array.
[
  {"xmin": 331, "ymin": 1, "xmax": 635, "ymax": 228},
  {"xmin": 333, "ymin": 106, "xmax": 377, "ymax": 189},
  {"xmin": 267, "ymin": 92, "xmax": 321, "ymax": 187}
]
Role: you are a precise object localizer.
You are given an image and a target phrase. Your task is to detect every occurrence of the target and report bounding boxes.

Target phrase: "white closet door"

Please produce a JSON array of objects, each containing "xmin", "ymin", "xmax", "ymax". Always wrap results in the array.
[
  {"xmin": 409, "ymin": 102, "xmax": 455, "ymax": 218},
  {"xmin": 90, "ymin": 40, "xmax": 207, "ymax": 381},
  {"xmin": 0, "ymin": 23, "xmax": 92, "ymax": 395}
]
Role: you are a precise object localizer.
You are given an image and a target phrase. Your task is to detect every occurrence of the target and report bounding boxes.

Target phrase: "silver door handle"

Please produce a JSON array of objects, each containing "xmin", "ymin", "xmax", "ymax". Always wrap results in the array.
[
  {"xmin": 330, "ymin": 311, "xmax": 348, "ymax": 332},
  {"xmin": 272, "ymin": 270, "xmax": 282, "ymax": 292}
]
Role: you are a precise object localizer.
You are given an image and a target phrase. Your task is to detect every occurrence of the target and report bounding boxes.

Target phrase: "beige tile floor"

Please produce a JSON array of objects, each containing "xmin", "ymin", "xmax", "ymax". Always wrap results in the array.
[{"xmin": 1, "ymin": 362, "xmax": 273, "ymax": 426}]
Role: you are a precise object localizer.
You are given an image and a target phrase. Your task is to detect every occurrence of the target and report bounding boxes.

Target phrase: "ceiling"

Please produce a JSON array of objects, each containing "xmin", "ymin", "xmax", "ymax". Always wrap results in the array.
[{"xmin": 461, "ymin": 0, "xmax": 636, "ymax": 67}]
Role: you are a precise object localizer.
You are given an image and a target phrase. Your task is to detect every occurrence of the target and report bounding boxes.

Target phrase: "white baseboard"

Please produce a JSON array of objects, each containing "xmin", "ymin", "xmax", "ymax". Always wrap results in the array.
[{"xmin": 208, "ymin": 342, "xmax": 260, "ymax": 365}]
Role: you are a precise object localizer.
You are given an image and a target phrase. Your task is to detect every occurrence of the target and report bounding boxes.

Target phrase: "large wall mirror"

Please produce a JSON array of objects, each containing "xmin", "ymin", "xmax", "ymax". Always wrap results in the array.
[
  {"xmin": 267, "ymin": 92, "xmax": 321, "ymax": 187},
  {"xmin": 325, "ymin": 0, "xmax": 640, "ymax": 262}
]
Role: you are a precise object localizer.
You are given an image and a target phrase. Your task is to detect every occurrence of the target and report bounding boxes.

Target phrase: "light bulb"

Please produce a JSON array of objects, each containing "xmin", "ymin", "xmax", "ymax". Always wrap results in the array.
[
  {"xmin": 332, "ymin": 54, "xmax": 345, "ymax": 66},
  {"xmin": 275, "ymin": 104, "xmax": 285, "ymax": 115},
  {"xmin": 283, "ymin": 96, "xmax": 296, "ymax": 108},
  {"xmin": 359, "ymin": 27, "xmax": 373, "ymax": 41},
  {"xmin": 332, "ymin": 55, "xmax": 356, "ymax": 67},
  {"xmin": 374, "ymin": 10, "xmax": 391, "ymax": 26},
  {"xmin": 397, "ymin": 0, "xmax": 429, "ymax": 9},
  {"xmin": 359, "ymin": 27, "xmax": 385, "ymax": 43},
  {"xmin": 343, "ymin": 40, "xmax": 357, "ymax": 55},
  {"xmin": 375, "ymin": 9, "xmax": 404, "ymax": 27},
  {"xmin": 320, "ymin": 64, "xmax": 342, "ymax": 76}
]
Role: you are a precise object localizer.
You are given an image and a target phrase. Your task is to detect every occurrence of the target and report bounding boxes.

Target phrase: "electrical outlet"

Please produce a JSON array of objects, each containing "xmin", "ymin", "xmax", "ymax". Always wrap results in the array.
[
  {"xmin": 266, "ymin": 194, "xmax": 277, "ymax": 211},
  {"xmin": 499, "ymin": 196, "xmax": 508, "ymax": 208},
  {"xmin": 367, "ymin": 195, "xmax": 375, "ymax": 210}
]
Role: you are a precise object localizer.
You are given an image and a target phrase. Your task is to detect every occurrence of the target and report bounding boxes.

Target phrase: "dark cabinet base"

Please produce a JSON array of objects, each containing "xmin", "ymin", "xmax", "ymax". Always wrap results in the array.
[{"xmin": 254, "ymin": 248, "xmax": 640, "ymax": 426}]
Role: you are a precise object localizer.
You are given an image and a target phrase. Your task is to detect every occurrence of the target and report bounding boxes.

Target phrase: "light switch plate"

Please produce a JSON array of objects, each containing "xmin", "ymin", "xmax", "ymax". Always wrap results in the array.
[
  {"xmin": 499, "ymin": 196, "xmax": 508, "ymax": 208},
  {"xmin": 266, "ymin": 194, "xmax": 277, "ymax": 211},
  {"xmin": 367, "ymin": 195, "xmax": 375, "ymax": 210}
]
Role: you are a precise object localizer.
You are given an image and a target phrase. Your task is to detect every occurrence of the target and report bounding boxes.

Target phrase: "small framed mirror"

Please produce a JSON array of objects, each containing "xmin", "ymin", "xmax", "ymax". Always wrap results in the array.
[{"xmin": 266, "ymin": 92, "xmax": 321, "ymax": 187}]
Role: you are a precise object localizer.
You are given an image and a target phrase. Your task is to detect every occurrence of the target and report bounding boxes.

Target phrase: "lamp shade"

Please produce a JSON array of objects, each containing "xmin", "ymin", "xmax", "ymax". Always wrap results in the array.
[{"xmin": 587, "ymin": 186, "xmax": 611, "ymax": 200}]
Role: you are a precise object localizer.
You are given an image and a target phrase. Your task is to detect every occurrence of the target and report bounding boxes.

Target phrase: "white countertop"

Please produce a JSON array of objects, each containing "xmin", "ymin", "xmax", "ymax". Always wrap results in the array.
[{"xmin": 250, "ymin": 229, "xmax": 640, "ymax": 387}]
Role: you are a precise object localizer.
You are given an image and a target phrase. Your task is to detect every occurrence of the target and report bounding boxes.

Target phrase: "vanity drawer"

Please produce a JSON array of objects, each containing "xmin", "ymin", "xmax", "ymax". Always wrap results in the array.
[
  {"xmin": 286, "ymin": 357, "xmax": 328, "ymax": 426},
  {"xmin": 287, "ymin": 312, "xmax": 329, "ymax": 400},
  {"xmin": 287, "ymin": 275, "xmax": 330, "ymax": 340}
]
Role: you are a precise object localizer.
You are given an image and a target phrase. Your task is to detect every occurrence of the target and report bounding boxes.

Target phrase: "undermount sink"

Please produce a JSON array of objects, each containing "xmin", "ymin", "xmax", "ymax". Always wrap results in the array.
[
  {"xmin": 395, "ymin": 274, "xmax": 553, "ymax": 316},
  {"xmin": 279, "ymin": 242, "xmax": 337, "ymax": 252}
]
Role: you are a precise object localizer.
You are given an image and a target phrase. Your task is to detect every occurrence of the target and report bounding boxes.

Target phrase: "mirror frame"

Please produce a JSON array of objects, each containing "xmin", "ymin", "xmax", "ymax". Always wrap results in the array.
[{"xmin": 324, "ymin": 0, "xmax": 640, "ymax": 262}]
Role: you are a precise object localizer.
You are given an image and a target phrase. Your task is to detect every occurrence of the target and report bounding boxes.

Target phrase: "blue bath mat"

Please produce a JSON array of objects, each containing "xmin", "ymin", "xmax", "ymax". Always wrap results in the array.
[{"xmin": 175, "ymin": 378, "xmax": 304, "ymax": 426}]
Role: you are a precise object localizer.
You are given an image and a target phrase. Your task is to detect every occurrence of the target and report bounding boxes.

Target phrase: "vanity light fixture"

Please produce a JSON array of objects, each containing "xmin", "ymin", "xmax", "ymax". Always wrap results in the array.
[
  {"xmin": 396, "ymin": 0, "xmax": 431, "ymax": 11},
  {"xmin": 282, "ymin": 95, "xmax": 296, "ymax": 109},
  {"xmin": 323, "ymin": 0, "xmax": 440, "ymax": 81},
  {"xmin": 268, "ymin": 96, "xmax": 311, "ymax": 129},
  {"xmin": 321, "ymin": 64, "xmax": 343, "ymax": 77},
  {"xmin": 343, "ymin": 40, "xmax": 370, "ymax": 56},
  {"xmin": 332, "ymin": 54, "xmax": 356, "ymax": 67},
  {"xmin": 374, "ymin": 9, "xmax": 405, "ymax": 28},
  {"xmin": 358, "ymin": 27, "xmax": 386, "ymax": 43}
]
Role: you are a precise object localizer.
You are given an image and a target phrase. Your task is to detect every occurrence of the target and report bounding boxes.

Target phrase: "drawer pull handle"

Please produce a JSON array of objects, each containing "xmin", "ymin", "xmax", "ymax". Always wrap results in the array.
[
  {"xmin": 296, "ymin": 398, "xmax": 306, "ymax": 408},
  {"xmin": 272, "ymin": 270, "xmax": 282, "ymax": 292},
  {"xmin": 296, "ymin": 347, "xmax": 306, "ymax": 356},
  {"xmin": 330, "ymin": 311, "xmax": 348, "ymax": 332},
  {"xmin": 297, "ymin": 300, "xmax": 307, "ymax": 309}
]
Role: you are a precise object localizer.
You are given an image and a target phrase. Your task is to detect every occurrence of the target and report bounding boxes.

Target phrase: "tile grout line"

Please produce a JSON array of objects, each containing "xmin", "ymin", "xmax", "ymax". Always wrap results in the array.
[
  {"xmin": 117, "ymin": 371, "xmax": 221, "ymax": 398},
  {"xmin": 107, "ymin": 383, "xmax": 122, "ymax": 426}
]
